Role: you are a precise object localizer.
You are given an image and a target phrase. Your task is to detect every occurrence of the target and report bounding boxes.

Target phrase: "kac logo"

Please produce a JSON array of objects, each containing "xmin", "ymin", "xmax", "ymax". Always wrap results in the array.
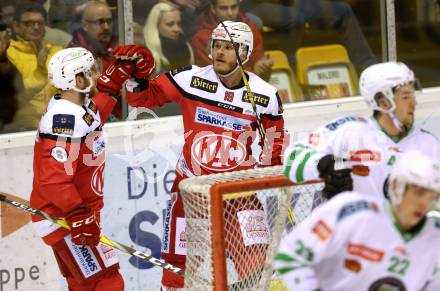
[
  {"xmin": 91, "ymin": 163, "xmax": 105, "ymax": 196},
  {"xmin": 191, "ymin": 134, "xmax": 246, "ymax": 171}
]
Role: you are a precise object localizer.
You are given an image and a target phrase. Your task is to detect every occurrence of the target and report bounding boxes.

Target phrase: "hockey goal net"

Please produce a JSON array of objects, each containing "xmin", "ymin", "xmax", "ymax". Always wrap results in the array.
[{"xmin": 179, "ymin": 165, "xmax": 324, "ymax": 290}]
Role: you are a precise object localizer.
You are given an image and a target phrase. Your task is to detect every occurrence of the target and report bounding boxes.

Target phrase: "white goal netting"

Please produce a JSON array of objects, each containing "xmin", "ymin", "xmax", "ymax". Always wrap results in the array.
[{"xmin": 179, "ymin": 166, "xmax": 325, "ymax": 291}]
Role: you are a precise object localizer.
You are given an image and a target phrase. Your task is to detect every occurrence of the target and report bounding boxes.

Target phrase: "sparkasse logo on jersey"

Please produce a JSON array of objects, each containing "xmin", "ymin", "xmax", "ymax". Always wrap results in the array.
[
  {"xmin": 195, "ymin": 107, "xmax": 251, "ymax": 131},
  {"xmin": 0, "ymin": 192, "xmax": 32, "ymax": 238}
]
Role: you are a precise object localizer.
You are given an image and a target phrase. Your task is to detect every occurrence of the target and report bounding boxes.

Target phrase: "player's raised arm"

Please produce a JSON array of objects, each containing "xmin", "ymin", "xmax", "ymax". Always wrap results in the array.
[{"xmin": 112, "ymin": 44, "xmax": 185, "ymax": 108}]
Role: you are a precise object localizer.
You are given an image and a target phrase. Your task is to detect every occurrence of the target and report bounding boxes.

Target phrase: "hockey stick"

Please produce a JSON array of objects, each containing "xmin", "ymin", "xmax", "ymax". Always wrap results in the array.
[
  {"xmin": 0, "ymin": 192, "xmax": 184, "ymax": 276},
  {"xmin": 220, "ymin": 22, "xmax": 296, "ymax": 225},
  {"xmin": 220, "ymin": 21, "xmax": 267, "ymax": 147}
]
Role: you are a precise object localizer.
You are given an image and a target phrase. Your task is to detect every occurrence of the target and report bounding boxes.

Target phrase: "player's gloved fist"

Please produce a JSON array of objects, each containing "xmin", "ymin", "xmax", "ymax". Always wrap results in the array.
[
  {"xmin": 96, "ymin": 60, "xmax": 134, "ymax": 96},
  {"xmin": 66, "ymin": 207, "xmax": 100, "ymax": 246},
  {"xmin": 113, "ymin": 44, "xmax": 155, "ymax": 79},
  {"xmin": 317, "ymin": 154, "xmax": 353, "ymax": 199}
]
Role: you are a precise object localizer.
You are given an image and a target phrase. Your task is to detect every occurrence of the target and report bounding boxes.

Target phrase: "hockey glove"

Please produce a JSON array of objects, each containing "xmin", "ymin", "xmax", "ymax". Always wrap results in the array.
[
  {"xmin": 96, "ymin": 60, "xmax": 134, "ymax": 96},
  {"xmin": 66, "ymin": 207, "xmax": 100, "ymax": 246},
  {"xmin": 113, "ymin": 44, "xmax": 155, "ymax": 79},
  {"xmin": 317, "ymin": 154, "xmax": 353, "ymax": 199}
]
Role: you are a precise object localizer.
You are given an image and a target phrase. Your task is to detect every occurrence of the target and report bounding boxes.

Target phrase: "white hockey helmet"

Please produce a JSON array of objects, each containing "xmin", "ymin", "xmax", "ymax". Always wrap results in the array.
[
  {"xmin": 48, "ymin": 47, "xmax": 96, "ymax": 93},
  {"xmin": 209, "ymin": 21, "xmax": 253, "ymax": 64},
  {"xmin": 388, "ymin": 150, "xmax": 440, "ymax": 206},
  {"xmin": 359, "ymin": 62, "xmax": 416, "ymax": 113}
]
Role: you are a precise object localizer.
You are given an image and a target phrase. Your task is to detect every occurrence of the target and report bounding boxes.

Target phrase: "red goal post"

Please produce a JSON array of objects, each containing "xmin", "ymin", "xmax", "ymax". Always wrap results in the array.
[{"xmin": 179, "ymin": 165, "xmax": 324, "ymax": 290}]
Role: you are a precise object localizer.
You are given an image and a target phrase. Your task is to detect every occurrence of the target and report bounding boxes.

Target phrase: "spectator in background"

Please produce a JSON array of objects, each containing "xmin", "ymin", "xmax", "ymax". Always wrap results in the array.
[
  {"xmin": 1, "ymin": 1, "xmax": 68, "ymax": 133},
  {"xmin": 48, "ymin": 0, "xmax": 109, "ymax": 35},
  {"xmin": 48, "ymin": 0, "xmax": 83, "ymax": 33},
  {"xmin": 68, "ymin": 0, "xmax": 116, "ymax": 71},
  {"xmin": 192, "ymin": 0, "xmax": 273, "ymax": 80},
  {"xmin": 145, "ymin": 2, "xmax": 194, "ymax": 74},
  {"xmin": 1, "ymin": 1, "xmax": 72, "ymax": 48},
  {"xmin": 67, "ymin": 0, "xmax": 124, "ymax": 119},
  {"xmin": 5, "ymin": 0, "xmax": 120, "ymax": 132},
  {"xmin": 160, "ymin": 0, "xmax": 209, "ymax": 38},
  {"xmin": 132, "ymin": 0, "xmax": 155, "ymax": 28},
  {"xmin": 0, "ymin": 28, "xmax": 22, "ymax": 131},
  {"xmin": 7, "ymin": 1, "xmax": 62, "ymax": 111},
  {"xmin": 0, "ymin": 1, "xmax": 16, "ymax": 31},
  {"xmin": 241, "ymin": 0, "xmax": 377, "ymax": 70},
  {"xmin": 142, "ymin": 2, "xmax": 195, "ymax": 116}
]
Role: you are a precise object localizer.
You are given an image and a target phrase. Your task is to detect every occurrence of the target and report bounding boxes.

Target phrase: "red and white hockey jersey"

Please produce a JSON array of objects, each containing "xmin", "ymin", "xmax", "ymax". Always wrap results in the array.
[
  {"xmin": 30, "ymin": 92, "xmax": 116, "ymax": 245},
  {"xmin": 126, "ymin": 65, "xmax": 287, "ymax": 176}
]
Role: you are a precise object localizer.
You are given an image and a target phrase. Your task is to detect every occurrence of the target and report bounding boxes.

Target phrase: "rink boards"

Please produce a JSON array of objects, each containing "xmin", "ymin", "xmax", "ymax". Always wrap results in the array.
[{"xmin": 1, "ymin": 90, "xmax": 440, "ymax": 290}]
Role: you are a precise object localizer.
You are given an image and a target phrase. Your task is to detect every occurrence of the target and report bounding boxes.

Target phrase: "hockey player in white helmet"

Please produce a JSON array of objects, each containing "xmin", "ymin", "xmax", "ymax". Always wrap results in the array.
[
  {"xmin": 111, "ymin": 21, "xmax": 287, "ymax": 290},
  {"xmin": 30, "ymin": 47, "xmax": 135, "ymax": 290},
  {"xmin": 208, "ymin": 21, "xmax": 253, "ymax": 76},
  {"xmin": 275, "ymin": 150, "xmax": 440, "ymax": 291},
  {"xmin": 284, "ymin": 61, "xmax": 440, "ymax": 200}
]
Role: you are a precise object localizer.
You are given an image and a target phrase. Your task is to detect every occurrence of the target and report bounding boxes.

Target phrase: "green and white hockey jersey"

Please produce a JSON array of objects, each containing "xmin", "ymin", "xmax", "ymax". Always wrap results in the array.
[
  {"xmin": 283, "ymin": 115, "xmax": 440, "ymax": 199},
  {"xmin": 274, "ymin": 192, "xmax": 440, "ymax": 291}
]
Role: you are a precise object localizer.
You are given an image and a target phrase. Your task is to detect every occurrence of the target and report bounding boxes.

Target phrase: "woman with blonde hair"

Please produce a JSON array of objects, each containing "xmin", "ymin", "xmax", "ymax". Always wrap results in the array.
[{"xmin": 144, "ymin": 2, "xmax": 194, "ymax": 74}]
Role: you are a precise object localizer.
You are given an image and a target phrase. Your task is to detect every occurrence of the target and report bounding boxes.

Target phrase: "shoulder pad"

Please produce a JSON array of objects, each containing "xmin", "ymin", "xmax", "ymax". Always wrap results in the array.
[
  {"xmin": 420, "ymin": 128, "xmax": 440, "ymax": 141},
  {"xmin": 169, "ymin": 65, "xmax": 193, "ymax": 77},
  {"xmin": 190, "ymin": 75, "xmax": 219, "ymax": 93},
  {"xmin": 337, "ymin": 199, "xmax": 379, "ymax": 221},
  {"xmin": 39, "ymin": 98, "xmax": 97, "ymax": 138},
  {"xmin": 243, "ymin": 73, "xmax": 279, "ymax": 113},
  {"xmin": 325, "ymin": 116, "xmax": 366, "ymax": 131},
  {"xmin": 52, "ymin": 114, "xmax": 75, "ymax": 136},
  {"xmin": 242, "ymin": 91, "xmax": 271, "ymax": 108}
]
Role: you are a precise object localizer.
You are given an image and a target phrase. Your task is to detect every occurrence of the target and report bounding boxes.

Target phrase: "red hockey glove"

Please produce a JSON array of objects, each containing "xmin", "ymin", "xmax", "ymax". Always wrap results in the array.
[
  {"xmin": 113, "ymin": 44, "xmax": 155, "ymax": 79},
  {"xmin": 97, "ymin": 60, "xmax": 134, "ymax": 96},
  {"xmin": 66, "ymin": 208, "xmax": 100, "ymax": 246}
]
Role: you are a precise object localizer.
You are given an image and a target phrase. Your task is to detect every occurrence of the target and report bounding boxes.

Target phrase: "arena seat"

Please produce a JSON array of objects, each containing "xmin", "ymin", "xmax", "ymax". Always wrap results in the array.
[
  {"xmin": 266, "ymin": 50, "xmax": 303, "ymax": 103},
  {"xmin": 295, "ymin": 44, "xmax": 359, "ymax": 100}
]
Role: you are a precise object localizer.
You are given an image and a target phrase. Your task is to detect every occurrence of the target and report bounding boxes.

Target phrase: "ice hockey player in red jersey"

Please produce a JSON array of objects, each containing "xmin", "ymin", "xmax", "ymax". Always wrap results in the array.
[
  {"xmin": 30, "ymin": 47, "xmax": 134, "ymax": 290},
  {"xmin": 113, "ymin": 21, "xmax": 287, "ymax": 290}
]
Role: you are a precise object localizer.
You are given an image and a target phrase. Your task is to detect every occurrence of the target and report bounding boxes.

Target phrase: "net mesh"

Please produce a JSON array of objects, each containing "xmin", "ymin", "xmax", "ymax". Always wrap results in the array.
[{"xmin": 179, "ymin": 166, "xmax": 324, "ymax": 290}]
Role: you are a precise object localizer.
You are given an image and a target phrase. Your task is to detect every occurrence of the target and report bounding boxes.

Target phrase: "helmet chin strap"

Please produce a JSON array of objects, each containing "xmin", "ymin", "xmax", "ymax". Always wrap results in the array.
[
  {"xmin": 217, "ymin": 62, "xmax": 240, "ymax": 78},
  {"xmin": 73, "ymin": 75, "xmax": 94, "ymax": 94},
  {"xmin": 376, "ymin": 94, "xmax": 406, "ymax": 133}
]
